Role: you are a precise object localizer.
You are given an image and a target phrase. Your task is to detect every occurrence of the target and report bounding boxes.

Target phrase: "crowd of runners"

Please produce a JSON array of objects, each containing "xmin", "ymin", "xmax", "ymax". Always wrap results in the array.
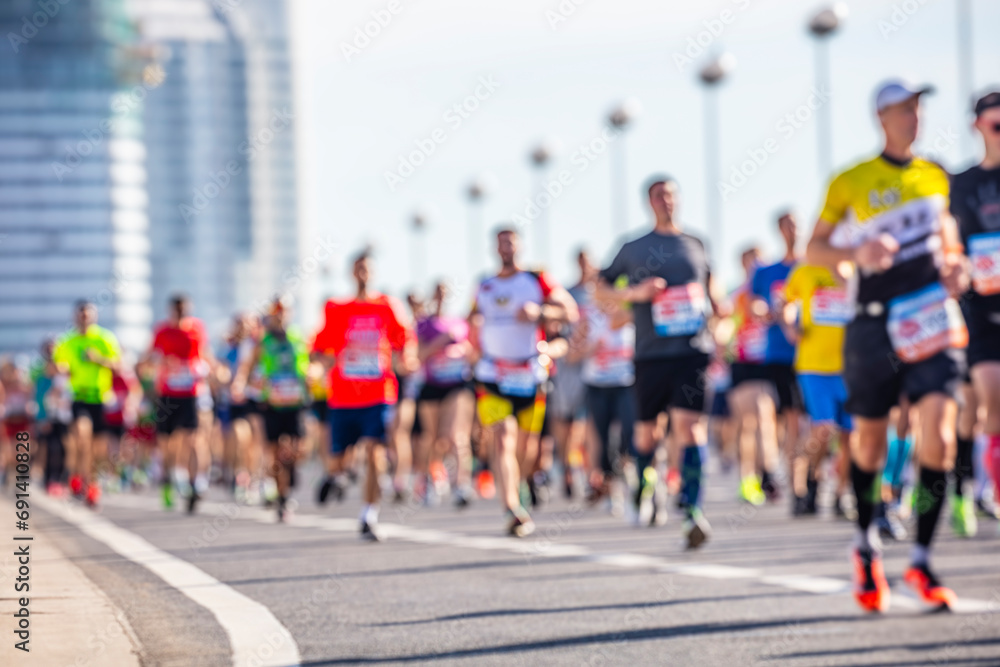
[{"xmin": 3, "ymin": 80, "xmax": 1000, "ymax": 616}]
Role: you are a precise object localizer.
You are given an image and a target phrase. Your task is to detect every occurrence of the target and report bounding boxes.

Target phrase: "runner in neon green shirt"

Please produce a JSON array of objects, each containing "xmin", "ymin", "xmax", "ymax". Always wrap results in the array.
[
  {"xmin": 233, "ymin": 296, "xmax": 309, "ymax": 522},
  {"xmin": 52, "ymin": 300, "xmax": 121, "ymax": 507}
]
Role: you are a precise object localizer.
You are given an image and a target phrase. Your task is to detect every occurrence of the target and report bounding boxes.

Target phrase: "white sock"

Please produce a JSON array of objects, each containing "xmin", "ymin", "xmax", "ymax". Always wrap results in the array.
[
  {"xmin": 360, "ymin": 504, "xmax": 379, "ymax": 524},
  {"xmin": 174, "ymin": 467, "xmax": 190, "ymax": 488},
  {"xmin": 194, "ymin": 474, "xmax": 209, "ymax": 494}
]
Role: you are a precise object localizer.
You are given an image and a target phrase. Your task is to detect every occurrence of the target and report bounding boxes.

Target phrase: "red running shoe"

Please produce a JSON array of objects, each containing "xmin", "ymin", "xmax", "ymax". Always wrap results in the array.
[
  {"xmin": 852, "ymin": 547, "xmax": 891, "ymax": 613},
  {"xmin": 904, "ymin": 563, "xmax": 956, "ymax": 610}
]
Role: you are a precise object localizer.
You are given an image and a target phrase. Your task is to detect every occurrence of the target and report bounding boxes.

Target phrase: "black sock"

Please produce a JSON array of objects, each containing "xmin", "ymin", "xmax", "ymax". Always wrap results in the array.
[
  {"xmin": 954, "ymin": 436, "xmax": 974, "ymax": 497},
  {"xmin": 916, "ymin": 467, "xmax": 947, "ymax": 549},
  {"xmin": 850, "ymin": 462, "xmax": 878, "ymax": 535}
]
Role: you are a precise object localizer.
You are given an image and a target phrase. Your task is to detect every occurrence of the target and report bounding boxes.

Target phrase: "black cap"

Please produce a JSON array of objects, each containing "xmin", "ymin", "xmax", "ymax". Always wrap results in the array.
[{"xmin": 974, "ymin": 91, "xmax": 1000, "ymax": 117}]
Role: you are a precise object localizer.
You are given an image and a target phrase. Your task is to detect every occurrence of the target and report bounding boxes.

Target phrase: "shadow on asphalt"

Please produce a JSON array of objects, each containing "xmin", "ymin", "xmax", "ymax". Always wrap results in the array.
[{"xmin": 296, "ymin": 615, "xmax": 868, "ymax": 664}]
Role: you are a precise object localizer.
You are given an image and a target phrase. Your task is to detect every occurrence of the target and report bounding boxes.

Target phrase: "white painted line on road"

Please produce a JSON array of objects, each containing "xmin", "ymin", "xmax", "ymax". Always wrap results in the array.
[
  {"xmin": 96, "ymin": 494, "xmax": 1000, "ymax": 617},
  {"xmin": 35, "ymin": 494, "xmax": 301, "ymax": 667}
]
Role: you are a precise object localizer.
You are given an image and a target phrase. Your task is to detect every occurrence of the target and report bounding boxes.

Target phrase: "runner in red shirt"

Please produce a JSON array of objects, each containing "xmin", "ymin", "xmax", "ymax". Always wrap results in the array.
[
  {"xmin": 312, "ymin": 250, "xmax": 418, "ymax": 541},
  {"xmin": 139, "ymin": 294, "xmax": 214, "ymax": 513}
]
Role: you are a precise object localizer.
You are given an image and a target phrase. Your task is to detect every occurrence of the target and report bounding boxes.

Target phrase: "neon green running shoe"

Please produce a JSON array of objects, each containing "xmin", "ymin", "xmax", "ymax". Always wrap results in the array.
[
  {"xmin": 162, "ymin": 483, "xmax": 174, "ymax": 510},
  {"xmin": 951, "ymin": 492, "xmax": 978, "ymax": 538},
  {"xmin": 739, "ymin": 475, "xmax": 766, "ymax": 506}
]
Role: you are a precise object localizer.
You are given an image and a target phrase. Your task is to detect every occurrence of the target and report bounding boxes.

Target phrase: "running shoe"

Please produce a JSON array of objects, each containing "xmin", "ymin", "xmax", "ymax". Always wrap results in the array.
[
  {"xmin": 506, "ymin": 508, "xmax": 535, "ymax": 538},
  {"xmin": 69, "ymin": 474, "xmax": 84, "ymax": 498},
  {"xmin": 187, "ymin": 490, "xmax": 200, "ymax": 515},
  {"xmin": 950, "ymin": 493, "xmax": 978, "ymax": 538},
  {"xmin": 84, "ymin": 484, "xmax": 101, "ymax": 509},
  {"xmin": 877, "ymin": 504, "xmax": 908, "ymax": 541},
  {"xmin": 586, "ymin": 481, "xmax": 609, "ymax": 506},
  {"xmin": 317, "ymin": 476, "xmax": 333, "ymax": 505},
  {"xmin": 738, "ymin": 475, "xmax": 766, "ymax": 506},
  {"xmin": 360, "ymin": 520, "xmax": 383, "ymax": 542},
  {"xmin": 682, "ymin": 509, "xmax": 710, "ymax": 550},
  {"xmin": 903, "ymin": 563, "xmax": 956, "ymax": 610},
  {"xmin": 277, "ymin": 496, "xmax": 287, "ymax": 523},
  {"xmin": 46, "ymin": 482, "xmax": 66, "ymax": 498},
  {"xmin": 475, "ymin": 469, "xmax": 495, "ymax": 499},
  {"xmin": 162, "ymin": 483, "xmax": 174, "ymax": 509},
  {"xmin": 453, "ymin": 486, "xmax": 472, "ymax": 509},
  {"xmin": 975, "ymin": 496, "xmax": 1000, "ymax": 520},
  {"xmin": 635, "ymin": 466, "xmax": 657, "ymax": 527},
  {"xmin": 761, "ymin": 473, "xmax": 780, "ymax": 503},
  {"xmin": 851, "ymin": 547, "xmax": 890, "ymax": 613}
]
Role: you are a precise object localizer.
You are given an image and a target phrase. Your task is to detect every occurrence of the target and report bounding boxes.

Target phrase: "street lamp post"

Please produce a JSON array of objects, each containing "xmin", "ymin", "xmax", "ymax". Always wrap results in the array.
[
  {"xmin": 808, "ymin": 3, "xmax": 848, "ymax": 177},
  {"xmin": 608, "ymin": 97, "xmax": 642, "ymax": 239},
  {"xmin": 466, "ymin": 174, "xmax": 493, "ymax": 281},
  {"xmin": 957, "ymin": 0, "xmax": 974, "ymax": 160},
  {"xmin": 699, "ymin": 53, "xmax": 736, "ymax": 272},
  {"xmin": 411, "ymin": 211, "xmax": 427, "ymax": 287},
  {"xmin": 530, "ymin": 141, "xmax": 559, "ymax": 269}
]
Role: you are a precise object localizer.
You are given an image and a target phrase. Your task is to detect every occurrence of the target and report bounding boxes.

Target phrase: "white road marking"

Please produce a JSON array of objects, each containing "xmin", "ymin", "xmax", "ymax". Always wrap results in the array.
[
  {"xmin": 96, "ymin": 494, "xmax": 1000, "ymax": 617},
  {"xmin": 34, "ymin": 494, "xmax": 301, "ymax": 667}
]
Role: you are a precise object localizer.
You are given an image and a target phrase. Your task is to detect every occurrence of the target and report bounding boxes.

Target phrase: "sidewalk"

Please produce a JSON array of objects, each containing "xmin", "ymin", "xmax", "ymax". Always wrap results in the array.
[{"xmin": 0, "ymin": 494, "xmax": 141, "ymax": 667}]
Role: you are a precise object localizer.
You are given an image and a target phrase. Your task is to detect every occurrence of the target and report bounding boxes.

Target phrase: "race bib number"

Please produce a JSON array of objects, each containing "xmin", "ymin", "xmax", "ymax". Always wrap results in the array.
[
  {"xmin": 652, "ymin": 283, "xmax": 706, "ymax": 337},
  {"xmin": 165, "ymin": 364, "xmax": 195, "ymax": 392},
  {"xmin": 340, "ymin": 347, "xmax": 382, "ymax": 380},
  {"xmin": 887, "ymin": 283, "xmax": 968, "ymax": 363},
  {"xmin": 495, "ymin": 360, "xmax": 537, "ymax": 398},
  {"xmin": 969, "ymin": 232, "xmax": 1000, "ymax": 296},
  {"xmin": 738, "ymin": 322, "xmax": 767, "ymax": 363},
  {"xmin": 269, "ymin": 375, "xmax": 304, "ymax": 407},
  {"xmin": 427, "ymin": 354, "xmax": 467, "ymax": 385},
  {"xmin": 589, "ymin": 349, "xmax": 633, "ymax": 384},
  {"xmin": 810, "ymin": 287, "xmax": 852, "ymax": 327}
]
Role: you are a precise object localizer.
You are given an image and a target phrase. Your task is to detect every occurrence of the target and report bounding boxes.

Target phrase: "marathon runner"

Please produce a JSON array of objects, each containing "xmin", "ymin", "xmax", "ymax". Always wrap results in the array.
[
  {"xmin": 31, "ymin": 339, "xmax": 70, "ymax": 495},
  {"xmin": 782, "ymin": 260, "xmax": 854, "ymax": 516},
  {"xmin": 577, "ymin": 276, "xmax": 635, "ymax": 512},
  {"xmin": 547, "ymin": 250, "xmax": 596, "ymax": 499},
  {"xmin": 806, "ymin": 80, "xmax": 968, "ymax": 612},
  {"xmin": 233, "ymin": 296, "xmax": 309, "ymax": 522},
  {"xmin": 752, "ymin": 212, "xmax": 807, "ymax": 512},
  {"xmin": 469, "ymin": 227, "xmax": 578, "ymax": 537},
  {"xmin": 951, "ymin": 90, "xmax": 1000, "ymax": 525},
  {"xmin": 312, "ymin": 249, "xmax": 418, "ymax": 540},
  {"xmin": 416, "ymin": 281, "xmax": 476, "ymax": 508},
  {"xmin": 53, "ymin": 300, "xmax": 121, "ymax": 507},
  {"xmin": 727, "ymin": 246, "xmax": 779, "ymax": 505},
  {"xmin": 139, "ymin": 294, "xmax": 213, "ymax": 513},
  {"xmin": 596, "ymin": 175, "xmax": 718, "ymax": 548}
]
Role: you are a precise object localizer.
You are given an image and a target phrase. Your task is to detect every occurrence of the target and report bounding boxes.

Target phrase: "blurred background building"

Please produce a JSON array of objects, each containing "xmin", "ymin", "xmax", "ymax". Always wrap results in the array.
[
  {"xmin": 0, "ymin": 0, "xmax": 153, "ymax": 355},
  {"xmin": 0, "ymin": 0, "xmax": 299, "ymax": 355}
]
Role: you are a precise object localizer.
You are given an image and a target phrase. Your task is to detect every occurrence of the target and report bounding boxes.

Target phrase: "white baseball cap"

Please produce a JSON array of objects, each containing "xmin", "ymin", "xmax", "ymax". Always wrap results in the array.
[{"xmin": 875, "ymin": 79, "xmax": 934, "ymax": 112}]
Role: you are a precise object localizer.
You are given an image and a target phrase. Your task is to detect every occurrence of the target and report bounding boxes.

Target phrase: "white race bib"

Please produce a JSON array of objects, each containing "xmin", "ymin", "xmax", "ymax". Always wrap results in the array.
[
  {"xmin": 495, "ymin": 360, "xmax": 537, "ymax": 397},
  {"xmin": 810, "ymin": 287, "xmax": 852, "ymax": 327},
  {"xmin": 426, "ymin": 354, "xmax": 467, "ymax": 385},
  {"xmin": 887, "ymin": 283, "xmax": 967, "ymax": 363},
  {"xmin": 652, "ymin": 283, "xmax": 706, "ymax": 337},
  {"xmin": 341, "ymin": 347, "xmax": 382, "ymax": 380},
  {"xmin": 969, "ymin": 231, "xmax": 1000, "ymax": 296},
  {"xmin": 269, "ymin": 375, "xmax": 304, "ymax": 407}
]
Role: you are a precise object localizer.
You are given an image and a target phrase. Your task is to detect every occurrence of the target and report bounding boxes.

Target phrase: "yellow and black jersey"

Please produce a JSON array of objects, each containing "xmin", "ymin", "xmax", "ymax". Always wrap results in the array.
[{"xmin": 819, "ymin": 153, "xmax": 949, "ymax": 304}]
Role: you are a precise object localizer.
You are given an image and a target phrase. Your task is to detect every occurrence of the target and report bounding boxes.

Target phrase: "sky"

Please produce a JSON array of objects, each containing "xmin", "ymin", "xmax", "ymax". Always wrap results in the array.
[{"xmin": 290, "ymin": 0, "xmax": 1000, "ymax": 328}]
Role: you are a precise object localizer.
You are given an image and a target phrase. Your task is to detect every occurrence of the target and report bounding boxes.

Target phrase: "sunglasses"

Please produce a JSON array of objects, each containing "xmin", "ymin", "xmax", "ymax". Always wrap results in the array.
[{"xmin": 991, "ymin": 122, "xmax": 1000, "ymax": 134}]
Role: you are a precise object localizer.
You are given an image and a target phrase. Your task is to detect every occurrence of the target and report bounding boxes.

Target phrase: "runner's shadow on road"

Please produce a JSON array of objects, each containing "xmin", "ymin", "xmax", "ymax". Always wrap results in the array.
[
  {"xmin": 366, "ymin": 591, "xmax": 810, "ymax": 627},
  {"xmin": 776, "ymin": 636, "xmax": 1000, "ymax": 664},
  {"xmin": 300, "ymin": 614, "xmax": 866, "ymax": 664}
]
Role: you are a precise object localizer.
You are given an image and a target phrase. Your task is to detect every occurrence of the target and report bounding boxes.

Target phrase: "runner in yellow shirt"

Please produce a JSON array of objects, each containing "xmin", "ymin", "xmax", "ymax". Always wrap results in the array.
[{"xmin": 782, "ymin": 263, "xmax": 854, "ymax": 517}]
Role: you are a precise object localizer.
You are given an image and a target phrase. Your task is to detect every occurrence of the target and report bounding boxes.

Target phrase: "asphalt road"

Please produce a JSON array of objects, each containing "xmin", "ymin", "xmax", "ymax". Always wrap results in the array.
[{"xmin": 18, "ymin": 461, "xmax": 1000, "ymax": 667}]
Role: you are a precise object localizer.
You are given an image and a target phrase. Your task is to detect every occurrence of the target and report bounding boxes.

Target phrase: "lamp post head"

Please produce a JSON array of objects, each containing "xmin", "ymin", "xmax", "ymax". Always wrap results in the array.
[
  {"xmin": 530, "ymin": 139, "xmax": 561, "ymax": 167},
  {"xmin": 467, "ymin": 172, "xmax": 497, "ymax": 201},
  {"xmin": 609, "ymin": 97, "xmax": 643, "ymax": 129},
  {"xmin": 809, "ymin": 3, "xmax": 848, "ymax": 37},
  {"xmin": 699, "ymin": 52, "xmax": 736, "ymax": 85}
]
